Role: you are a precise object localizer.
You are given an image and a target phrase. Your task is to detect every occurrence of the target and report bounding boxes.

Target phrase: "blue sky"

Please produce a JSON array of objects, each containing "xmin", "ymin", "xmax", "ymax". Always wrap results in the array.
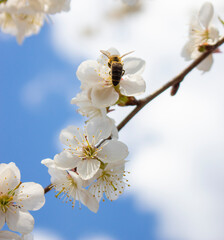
[{"xmin": 0, "ymin": 25, "xmax": 159, "ymax": 240}]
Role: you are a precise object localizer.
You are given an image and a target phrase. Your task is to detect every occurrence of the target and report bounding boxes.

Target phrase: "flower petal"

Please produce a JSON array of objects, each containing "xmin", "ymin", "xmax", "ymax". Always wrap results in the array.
[
  {"xmin": 98, "ymin": 47, "xmax": 120, "ymax": 65},
  {"xmin": 88, "ymin": 179, "xmax": 103, "ymax": 202},
  {"xmin": 209, "ymin": 26, "xmax": 219, "ymax": 42},
  {"xmin": 22, "ymin": 233, "xmax": 33, "ymax": 240},
  {"xmin": 76, "ymin": 60, "xmax": 101, "ymax": 87},
  {"xmin": 123, "ymin": 57, "xmax": 145, "ymax": 75},
  {"xmin": 98, "ymin": 140, "xmax": 129, "ymax": 162},
  {"xmin": 41, "ymin": 158, "xmax": 55, "ymax": 168},
  {"xmin": 0, "ymin": 167, "xmax": 20, "ymax": 194},
  {"xmin": 86, "ymin": 117, "xmax": 112, "ymax": 143},
  {"xmin": 48, "ymin": 167, "xmax": 68, "ymax": 185},
  {"xmin": 6, "ymin": 208, "xmax": 34, "ymax": 234},
  {"xmin": 16, "ymin": 182, "xmax": 45, "ymax": 211},
  {"xmin": 0, "ymin": 162, "xmax": 20, "ymax": 180},
  {"xmin": 77, "ymin": 159, "xmax": 100, "ymax": 180},
  {"xmin": 197, "ymin": 54, "xmax": 213, "ymax": 72},
  {"xmin": 108, "ymin": 47, "xmax": 120, "ymax": 56},
  {"xmin": 54, "ymin": 151, "xmax": 80, "ymax": 169},
  {"xmin": 91, "ymin": 86, "xmax": 119, "ymax": 107},
  {"xmin": 181, "ymin": 41, "xmax": 192, "ymax": 61},
  {"xmin": 79, "ymin": 188, "xmax": 99, "ymax": 213},
  {"xmin": 198, "ymin": 2, "xmax": 214, "ymax": 29},
  {"xmin": 120, "ymin": 75, "xmax": 146, "ymax": 96},
  {"xmin": 60, "ymin": 125, "xmax": 83, "ymax": 147},
  {"xmin": 0, "ymin": 231, "xmax": 21, "ymax": 240}
]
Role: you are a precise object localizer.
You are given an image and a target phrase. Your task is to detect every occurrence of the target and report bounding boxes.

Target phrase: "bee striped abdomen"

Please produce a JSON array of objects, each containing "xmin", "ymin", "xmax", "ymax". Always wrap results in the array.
[{"xmin": 111, "ymin": 63, "xmax": 123, "ymax": 86}]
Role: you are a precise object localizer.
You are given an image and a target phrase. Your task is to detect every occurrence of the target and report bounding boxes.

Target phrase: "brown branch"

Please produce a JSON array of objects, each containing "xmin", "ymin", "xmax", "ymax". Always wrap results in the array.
[
  {"xmin": 117, "ymin": 36, "xmax": 224, "ymax": 132},
  {"xmin": 44, "ymin": 184, "xmax": 53, "ymax": 194},
  {"xmin": 43, "ymin": 36, "xmax": 224, "ymax": 194}
]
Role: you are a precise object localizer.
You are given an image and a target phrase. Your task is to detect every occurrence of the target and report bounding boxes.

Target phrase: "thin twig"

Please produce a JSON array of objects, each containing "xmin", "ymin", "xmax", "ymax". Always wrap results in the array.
[
  {"xmin": 44, "ymin": 184, "xmax": 53, "ymax": 194},
  {"xmin": 117, "ymin": 36, "xmax": 224, "ymax": 132},
  {"xmin": 43, "ymin": 37, "xmax": 224, "ymax": 194}
]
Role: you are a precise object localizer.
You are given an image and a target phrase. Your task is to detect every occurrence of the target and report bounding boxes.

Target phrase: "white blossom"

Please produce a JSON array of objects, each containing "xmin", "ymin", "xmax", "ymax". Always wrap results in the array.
[
  {"xmin": 0, "ymin": 0, "xmax": 70, "ymax": 14},
  {"xmin": 0, "ymin": 0, "xmax": 70, "ymax": 43},
  {"xmin": 76, "ymin": 47, "xmax": 146, "ymax": 108},
  {"xmin": 41, "ymin": 158, "xmax": 99, "ymax": 213},
  {"xmin": 181, "ymin": 2, "xmax": 219, "ymax": 72},
  {"xmin": 71, "ymin": 91, "xmax": 118, "ymax": 139},
  {"xmin": 55, "ymin": 121, "xmax": 128, "ymax": 180},
  {"xmin": 0, "ymin": 231, "xmax": 33, "ymax": 240},
  {"xmin": 88, "ymin": 161, "xmax": 130, "ymax": 202},
  {"xmin": 0, "ymin": 12, "xmax": 45, "ymax": 44},
  {"xmin": 0, "ymin": 162, "xmax": 45, "ymax": 234}
]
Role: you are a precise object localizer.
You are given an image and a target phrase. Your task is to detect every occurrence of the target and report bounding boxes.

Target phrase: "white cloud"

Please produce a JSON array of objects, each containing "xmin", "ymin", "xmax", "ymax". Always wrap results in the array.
[
  {"xmin": 33, "ymin": 229, "xmax": 65, "ymax": 240},
  {"xmin": 50, "ymin": 1, "xmax": 224, "ymax": 240}
]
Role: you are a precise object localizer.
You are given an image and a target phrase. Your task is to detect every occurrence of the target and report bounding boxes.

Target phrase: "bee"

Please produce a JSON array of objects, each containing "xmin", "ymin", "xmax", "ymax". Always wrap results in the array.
[{"xmin": 100, "ymin": 50, "xmax": 134, "ymax": 86}]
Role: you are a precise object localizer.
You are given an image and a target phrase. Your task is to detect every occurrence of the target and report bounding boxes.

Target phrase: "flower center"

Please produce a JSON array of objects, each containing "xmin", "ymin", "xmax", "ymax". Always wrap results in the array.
[
  {"xmin": 83, "ymin": 145, "xmax": 97, "ymax": 159},
  {"xmin": 0, "ymin": 194, "xmax": 13, "ymax": 213}
]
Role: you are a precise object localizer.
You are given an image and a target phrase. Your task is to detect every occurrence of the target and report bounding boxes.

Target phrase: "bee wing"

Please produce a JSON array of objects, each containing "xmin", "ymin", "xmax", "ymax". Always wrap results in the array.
[
  {"xmin": 100, "ymin": 50, "xmax": 111, "ymax": 58},
  {"xmin": 120, "ymin": 50, "xmax": 135, "ymax": 58}
]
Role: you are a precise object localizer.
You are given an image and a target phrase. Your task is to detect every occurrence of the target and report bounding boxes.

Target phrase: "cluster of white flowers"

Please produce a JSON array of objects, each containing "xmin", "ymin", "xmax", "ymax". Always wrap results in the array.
[
  {"xmin": 0, "ymin": 0, "xmax": 70, "ymax": 43},
  {"xmin": 42, "ymin": 47, "xmax": 146, "ymax": 212},
  {"xmin": 1, "ymin": 1, "xmax": 222, "ymax": 236},
  {"xmin": 182, "ymin": 2, "xmax": 220, "ymax": 72},
  {"xmin": 0, "ymin": 162, "xmax": 45, "ymax": 238}
]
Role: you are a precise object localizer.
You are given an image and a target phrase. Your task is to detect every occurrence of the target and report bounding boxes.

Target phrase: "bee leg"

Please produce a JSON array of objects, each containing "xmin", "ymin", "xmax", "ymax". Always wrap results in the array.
[
  {"xmin": 109, "ymin": 71, "xmax": 111, "ymax": 76},
  {"xmin": 122, "ymin": 70, "xmax": 125, "ymax": 76}
]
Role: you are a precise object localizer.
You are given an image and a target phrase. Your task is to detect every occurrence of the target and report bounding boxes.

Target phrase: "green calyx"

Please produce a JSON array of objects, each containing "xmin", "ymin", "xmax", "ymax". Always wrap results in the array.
[
  {"xmin": 198, "ymin": 45, "xmax": 206, "ymax": 52},
  {"xmin": 116, "ymin": 95, "xmax": 130, "ymax": 106},
  {"xmin": 116, "ymin": 94, "xmax": 138, "ymax": 106},
  {"xmin": 0, "ymin": 0, "xmax": 7, "ymax": 4},
  {"xmin": 0, "ymin": 194, "xmax": 13, "ymax": 213}
]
